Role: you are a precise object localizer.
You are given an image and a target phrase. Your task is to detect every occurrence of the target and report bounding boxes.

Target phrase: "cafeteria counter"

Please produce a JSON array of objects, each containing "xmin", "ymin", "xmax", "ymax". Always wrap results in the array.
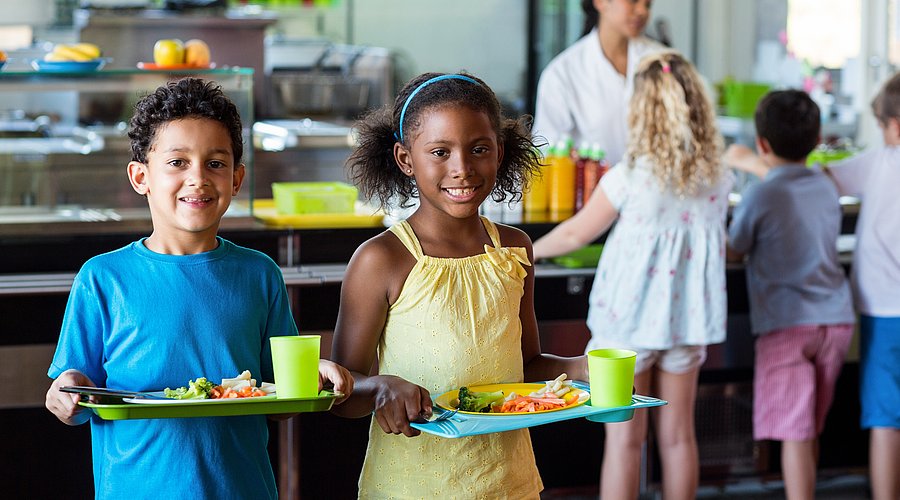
[{"xmin": 0, "ymin": 218, "xmax": 867, "ymax": 498}]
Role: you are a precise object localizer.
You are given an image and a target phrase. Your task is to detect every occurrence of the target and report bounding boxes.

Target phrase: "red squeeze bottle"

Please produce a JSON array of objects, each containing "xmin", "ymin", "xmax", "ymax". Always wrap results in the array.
[
  {"xmin": 574, "ymin": 143, "xmax": 590, "ymax": 212},
  {"xmin": 583, "ymin": 143, "xmax": 602, "ymax": 206},
  {"xmin": 597, "ymin": 146, "xmax": 610, "ymax": 179}
]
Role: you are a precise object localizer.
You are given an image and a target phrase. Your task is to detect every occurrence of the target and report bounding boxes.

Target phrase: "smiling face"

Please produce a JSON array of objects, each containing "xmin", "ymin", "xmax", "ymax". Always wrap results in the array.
[
  {"xmin": 394, "ymin": 104, "xmax": 502, "ymax": 221},
  {"xmin": 596, "ymin": 0, "xmax": 652, "ymax": 38},
  {"xmin": 127, "ymin": 117, "xmax": 244, "ymax": 254}
]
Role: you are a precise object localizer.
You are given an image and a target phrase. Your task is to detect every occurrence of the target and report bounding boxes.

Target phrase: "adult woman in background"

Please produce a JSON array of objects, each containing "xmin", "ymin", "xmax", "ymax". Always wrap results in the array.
[{"xmin": 532, "ymin": 0, "xmax": 664, "ymax": 165}]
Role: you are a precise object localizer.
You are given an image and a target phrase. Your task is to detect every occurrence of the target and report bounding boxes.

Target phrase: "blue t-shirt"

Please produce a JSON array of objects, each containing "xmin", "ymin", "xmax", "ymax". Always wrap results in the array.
[
  {"xmin": 48, "ymin": 237, "xmax": 298, "ymax": 500},
  {"xmin": 728, "ymin": 164, "xmax": 855, "ymax": 334}
]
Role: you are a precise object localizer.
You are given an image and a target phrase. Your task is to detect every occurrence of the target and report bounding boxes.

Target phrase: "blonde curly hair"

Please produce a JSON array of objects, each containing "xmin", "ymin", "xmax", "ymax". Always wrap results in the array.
[{"xmin": 625, "ymin": 51, "xmax": 723, "ymax": 196}]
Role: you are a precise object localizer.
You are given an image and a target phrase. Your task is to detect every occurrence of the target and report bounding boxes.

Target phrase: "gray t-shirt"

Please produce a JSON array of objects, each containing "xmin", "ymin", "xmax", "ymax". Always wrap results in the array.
[{"xmin": 728, "ymin": 164, "xmax": 855, "ymax": 334}]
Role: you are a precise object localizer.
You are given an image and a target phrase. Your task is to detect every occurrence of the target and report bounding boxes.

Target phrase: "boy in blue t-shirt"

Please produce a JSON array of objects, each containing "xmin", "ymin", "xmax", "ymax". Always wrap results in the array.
[
  {"xmin": 44, "ymin": 78, "xmax": 353, "ymax": 500},
  {"xmin": 725, "ymin": 90, "xmax": 855, "ymax": 500}
]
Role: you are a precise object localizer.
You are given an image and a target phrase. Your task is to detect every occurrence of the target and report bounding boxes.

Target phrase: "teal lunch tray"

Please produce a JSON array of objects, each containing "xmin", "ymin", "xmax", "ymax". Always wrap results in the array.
[{"xmin": 410, "ymin": 382, "xmax": 666, "ymax": 438}]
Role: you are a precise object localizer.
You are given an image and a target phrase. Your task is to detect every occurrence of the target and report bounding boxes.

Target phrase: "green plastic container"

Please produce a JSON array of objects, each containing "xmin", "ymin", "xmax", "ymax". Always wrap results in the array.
[
  {"xmin": 272, "ymin": 182, "xmax": 358, "ymax": 215},
  {"xmin": 723, "ymin": 82, "xmax": 771, "ymax": 118},
  {"xmin": 551, "ymin": 244, "xmax": 604, "ymax": 268}
]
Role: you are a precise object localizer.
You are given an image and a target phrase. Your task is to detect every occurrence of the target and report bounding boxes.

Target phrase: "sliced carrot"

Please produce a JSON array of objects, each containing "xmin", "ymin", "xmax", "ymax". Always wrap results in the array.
[{"xmin": 498, "ymin": 396, "xmax": 567, "ymax": 413}]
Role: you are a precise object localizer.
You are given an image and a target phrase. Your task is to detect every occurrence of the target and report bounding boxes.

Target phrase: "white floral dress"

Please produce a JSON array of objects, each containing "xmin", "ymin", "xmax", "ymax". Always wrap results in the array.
[{"xmin": 585, "ymin": 157, "xmax": 734, "ymax": 351}]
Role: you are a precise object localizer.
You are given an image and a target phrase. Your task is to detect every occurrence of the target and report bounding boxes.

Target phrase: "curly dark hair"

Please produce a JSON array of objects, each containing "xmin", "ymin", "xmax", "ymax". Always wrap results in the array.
[
  {"xmin": 346, "ymin": 71, "xmax": 543, "ymax": 209},
  {"xmin": 128, "ymin": 77, "xmax": 243, "ymax": 165}
]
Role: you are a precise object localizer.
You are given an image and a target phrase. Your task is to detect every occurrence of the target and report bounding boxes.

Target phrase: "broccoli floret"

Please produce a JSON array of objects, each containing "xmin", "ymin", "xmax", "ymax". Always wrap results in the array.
[
  {"xmin": 164, "ymin": 377, "xmax": 215, "ymax": 400},
  {"xmin": 457, "ymin": 387, "xmax": 505, "ymax": 413}
]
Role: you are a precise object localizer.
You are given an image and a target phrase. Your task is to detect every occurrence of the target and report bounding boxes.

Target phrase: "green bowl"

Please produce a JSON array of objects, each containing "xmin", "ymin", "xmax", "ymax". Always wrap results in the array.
[{"xmin": 807, "ymin": 148, "xmax": 855, "ymax": 166}]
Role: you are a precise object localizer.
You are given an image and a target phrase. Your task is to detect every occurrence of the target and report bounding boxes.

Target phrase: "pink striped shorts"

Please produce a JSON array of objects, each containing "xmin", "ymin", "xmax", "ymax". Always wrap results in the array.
[{"xmin": 753, "ymin": 323, "xmax": 854, "ymax": 441}]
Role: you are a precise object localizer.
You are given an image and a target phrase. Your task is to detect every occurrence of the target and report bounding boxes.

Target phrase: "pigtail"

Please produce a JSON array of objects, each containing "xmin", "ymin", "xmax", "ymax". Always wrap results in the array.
[
  {"xmin": 581, "ymin": 0, "xmax": 599, "ymax": 37},
  {"xmin": 493, "ymin": 116, "xmax": 545, "ymax": 203},
  {"xmin": 346, "ymin": 105, "xmax": 416, "ymax": 210}
]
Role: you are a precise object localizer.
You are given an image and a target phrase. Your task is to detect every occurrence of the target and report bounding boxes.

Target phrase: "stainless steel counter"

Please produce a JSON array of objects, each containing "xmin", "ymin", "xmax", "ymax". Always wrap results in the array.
[
  {"xmin": 0, "ymin": 262, "xmax": 593, "ymax": 296},
  {"xmin": 0, "ymin": 206, "xmax": 260, "ymax": 237}
]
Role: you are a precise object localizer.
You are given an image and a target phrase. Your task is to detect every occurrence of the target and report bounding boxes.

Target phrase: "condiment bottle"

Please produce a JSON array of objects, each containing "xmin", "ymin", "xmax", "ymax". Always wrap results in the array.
[
  {"xmin": 574, "ymin": 142, "xmax": 590, "ymax": 212},
  {"xmin": 547, "ymin": 139, "xmax": 575, "ymax": 218},
  {"xmin": 523, "ymin": 146, "xmax": 549, "ymax": 213},
  {"xmin": 583, "ymin": 143, "xmax": 604, "ymax": 206}
]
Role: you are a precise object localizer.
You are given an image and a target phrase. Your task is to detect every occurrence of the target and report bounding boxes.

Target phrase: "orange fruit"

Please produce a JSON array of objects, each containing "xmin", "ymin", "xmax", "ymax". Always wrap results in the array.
[{"xmin": 184, "ymin": 39, "xmax": 210, "ymax": 68}]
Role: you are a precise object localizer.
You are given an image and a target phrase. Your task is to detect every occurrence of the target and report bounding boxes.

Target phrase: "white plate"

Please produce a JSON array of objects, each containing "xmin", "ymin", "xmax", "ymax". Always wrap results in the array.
[{"xmin": 124, "ymin": 391, "xmax": 277, "ymax": 404}]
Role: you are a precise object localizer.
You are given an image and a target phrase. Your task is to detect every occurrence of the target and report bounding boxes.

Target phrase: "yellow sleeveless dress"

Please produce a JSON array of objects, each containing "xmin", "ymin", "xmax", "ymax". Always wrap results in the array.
[{"xmin": 357, "ymin": 217, "xmax": 543, "ymax": 499}]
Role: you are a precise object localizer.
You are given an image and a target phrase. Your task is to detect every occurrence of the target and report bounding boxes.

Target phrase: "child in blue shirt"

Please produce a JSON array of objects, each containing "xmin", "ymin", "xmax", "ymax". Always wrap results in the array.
[
  {"xmin": 725, "ymin": 89, "xmax": 855, "ymax": 500},
  {"xmin": 44, "ymin": 77, "xmax": 353, "ymax": 500}
]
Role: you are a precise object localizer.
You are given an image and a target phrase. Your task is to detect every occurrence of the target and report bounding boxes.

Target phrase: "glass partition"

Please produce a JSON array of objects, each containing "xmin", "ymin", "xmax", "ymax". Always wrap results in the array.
[{"xmin": 0, "ymin": 67, "xmax": 254, "ymax": 223}]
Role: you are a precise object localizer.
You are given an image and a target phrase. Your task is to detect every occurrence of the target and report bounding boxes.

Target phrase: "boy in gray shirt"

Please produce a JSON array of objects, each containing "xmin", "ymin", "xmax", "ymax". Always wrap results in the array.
[{"xmin": 725, "ymin": 89, "xmax": 855, "ymax": 500}]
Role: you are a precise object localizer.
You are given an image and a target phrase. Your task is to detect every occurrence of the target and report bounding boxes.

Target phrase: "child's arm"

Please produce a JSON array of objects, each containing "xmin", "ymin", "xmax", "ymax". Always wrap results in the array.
[
  {"xmin": 722, "ymin": 144, "xmax": 769, "ymax": 179},
  {"xmin": 507, "ymin": 226, "xmax": 590, "ymax": 382},
  {"xmin": 45, "ymin": 369, "xmax": 95, "ymax": 426},
  {"xmin": 533, "ymin": 183, "xmax": 618, "ymax": 260},
  {"xmin": 330, "ymin": 235, "xmax": 432, "ymax": 437},
  {"xmin": 818, "ymin": 148, "xmax": 877, "ymax": 197},
  {"xmin": 725, "ymin": 242, "xmax": 745, "ymax": 263},
  {"xmin": 723, "ymin": 144, "xmax": 770, "ymax": 179}
]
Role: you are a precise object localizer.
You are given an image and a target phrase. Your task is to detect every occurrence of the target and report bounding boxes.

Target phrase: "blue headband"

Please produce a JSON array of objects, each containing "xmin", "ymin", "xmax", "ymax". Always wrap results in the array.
[{"xmin": 395, "ymin": 74, "xmax": 480, "ymax": 143}]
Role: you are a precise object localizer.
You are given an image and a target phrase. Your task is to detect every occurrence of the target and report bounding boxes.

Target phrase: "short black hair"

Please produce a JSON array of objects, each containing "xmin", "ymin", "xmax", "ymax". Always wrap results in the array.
[
  {"xmin": 754, "ymin": 89, "xmax": 820, "ymax": 162},
  {"xmin": 128, "ymin": 77, "xmax": 243, "ymax": 165}
]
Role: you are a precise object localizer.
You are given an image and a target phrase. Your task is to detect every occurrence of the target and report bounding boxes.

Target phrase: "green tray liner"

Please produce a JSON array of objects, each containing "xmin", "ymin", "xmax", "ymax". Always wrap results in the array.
[
  {"xmin": 80, "ymin": 391, "xmax": 337, "ymax": 420},
  {"xmin": 410, "ymin": 382, "xmax": 666, "ymax": 438}
]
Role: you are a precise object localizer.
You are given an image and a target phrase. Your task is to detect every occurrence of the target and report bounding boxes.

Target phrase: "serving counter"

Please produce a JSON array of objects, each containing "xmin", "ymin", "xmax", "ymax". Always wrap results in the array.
[{"xmin": 1, "ymin": 204, "xmax": 868, "ymax": 498}]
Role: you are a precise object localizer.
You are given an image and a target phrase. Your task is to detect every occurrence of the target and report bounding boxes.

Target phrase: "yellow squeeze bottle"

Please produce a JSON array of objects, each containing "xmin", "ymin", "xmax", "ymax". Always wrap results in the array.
[
  {"xmin": 548, "ymin": 140, "xmax": 575, "ymax": 218},
  {"xmin": 524, "ymin": 146, "xmax": 550, "ymax": 213}
]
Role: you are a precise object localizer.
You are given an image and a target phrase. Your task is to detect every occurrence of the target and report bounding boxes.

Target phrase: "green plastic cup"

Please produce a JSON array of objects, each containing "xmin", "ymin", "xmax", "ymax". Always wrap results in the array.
[
  {"xmin": 587, "ymin": 348, "xmax": 637, "ymax": 408},
  {"xmin": 270, "ymin": 335, "xmax": 320, "ymax": 399}
]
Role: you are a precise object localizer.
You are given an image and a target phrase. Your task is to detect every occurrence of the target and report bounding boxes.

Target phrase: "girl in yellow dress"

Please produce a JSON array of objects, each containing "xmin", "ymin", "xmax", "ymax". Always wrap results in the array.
[{"xmin": 331, "ymin": 72, "xmax": 589, "ymax": 499}]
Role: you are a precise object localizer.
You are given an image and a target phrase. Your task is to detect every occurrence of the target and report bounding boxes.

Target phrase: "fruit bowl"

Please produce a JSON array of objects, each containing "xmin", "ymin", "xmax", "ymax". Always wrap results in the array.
[
  {"xmin": 136, "ymin": 61, "xmax": 216, "ymax": 71},
  {"xmin": 31, "ymin": 58, "xmax": 107, "ymax": 73}
]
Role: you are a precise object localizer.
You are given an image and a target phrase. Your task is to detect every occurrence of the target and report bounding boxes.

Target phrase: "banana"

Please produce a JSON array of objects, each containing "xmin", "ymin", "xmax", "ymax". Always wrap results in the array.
[
  {"xmin": 71, "ymin": 43, "xmax": 101, "ymax": 59},
  {"xmin": 43, "ymin": 52, "xmax": 69, "ymax": 62},
  {"xmin": 45, "ymin": 43, "xmax": 102, "ymax": 62}
]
